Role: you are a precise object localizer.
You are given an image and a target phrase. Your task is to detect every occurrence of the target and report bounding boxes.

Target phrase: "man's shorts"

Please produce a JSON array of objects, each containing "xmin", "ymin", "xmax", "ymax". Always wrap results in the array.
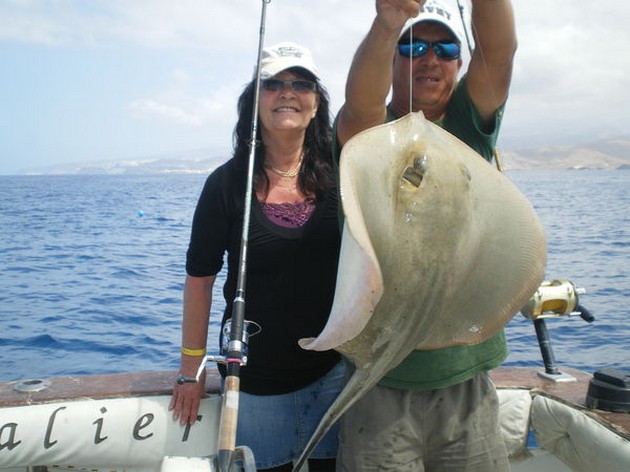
[{"xmin": 337, "ymin": 371, "xmax": 509, "ymax": 471}]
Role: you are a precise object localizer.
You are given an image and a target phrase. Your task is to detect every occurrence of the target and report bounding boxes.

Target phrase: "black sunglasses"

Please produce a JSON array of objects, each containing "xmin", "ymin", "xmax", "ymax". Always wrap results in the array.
[
  {"xmin": 398, "ymin": 39, "xmax": 461, "ymax": 61},
  {"xmin": 261, "ymin": 79, "xmax": 317, "ymax": 93}
]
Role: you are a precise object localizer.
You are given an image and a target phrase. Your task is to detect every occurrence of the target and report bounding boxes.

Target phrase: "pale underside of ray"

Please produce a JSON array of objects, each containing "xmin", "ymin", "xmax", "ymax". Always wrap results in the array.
[{"xmin": 292, "ymin": 112, "xmax": 547, "ymax": 471}]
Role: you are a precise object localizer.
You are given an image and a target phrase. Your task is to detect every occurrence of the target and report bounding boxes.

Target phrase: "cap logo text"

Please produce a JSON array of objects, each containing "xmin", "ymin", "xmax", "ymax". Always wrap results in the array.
[
  {"xmin": 420, "ymin": 4, "xmax": 452, "ymax": 21},
  {"xmin": 276, "ymin": 46, "xmax": 303, "ymax": 58}
]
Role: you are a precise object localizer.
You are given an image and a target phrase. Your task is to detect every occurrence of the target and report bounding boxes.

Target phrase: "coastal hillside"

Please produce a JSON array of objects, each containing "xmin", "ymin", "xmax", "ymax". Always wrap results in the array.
[
  {"xmin": 499, "ymin": 136, "xmax": 630, "ymax": 170},
  {"xmin": 20, "ymin": 136, "xmax": 630, "ymax": 175},
  {"xmin": 23, "ymin": 151, "xmax": 229, "ymax": 176}
]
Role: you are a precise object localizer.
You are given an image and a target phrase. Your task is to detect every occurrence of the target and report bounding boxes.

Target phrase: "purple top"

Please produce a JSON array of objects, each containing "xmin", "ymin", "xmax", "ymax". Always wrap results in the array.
[{"xmin": 259, "ymin": 199, "xmax": 316, "ymax": 228}]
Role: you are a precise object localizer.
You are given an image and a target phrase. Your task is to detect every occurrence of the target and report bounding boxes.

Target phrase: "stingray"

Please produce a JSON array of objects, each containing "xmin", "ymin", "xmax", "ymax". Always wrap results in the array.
[{"xmin": 291, "ymin": 112, "xmax": 547, "ymax": 471}]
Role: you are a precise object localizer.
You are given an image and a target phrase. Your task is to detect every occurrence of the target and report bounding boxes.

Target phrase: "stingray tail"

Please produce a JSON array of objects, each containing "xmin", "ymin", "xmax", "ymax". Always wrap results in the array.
[{"xmin": 291, "ymin": 368, "xmax": 374, "ymax": 472}]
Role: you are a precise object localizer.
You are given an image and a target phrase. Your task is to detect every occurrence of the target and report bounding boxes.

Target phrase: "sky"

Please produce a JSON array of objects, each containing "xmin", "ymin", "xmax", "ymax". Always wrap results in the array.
[{"xmin": 1, "ymin": 0, "xmax": 629, "ymax": 175}]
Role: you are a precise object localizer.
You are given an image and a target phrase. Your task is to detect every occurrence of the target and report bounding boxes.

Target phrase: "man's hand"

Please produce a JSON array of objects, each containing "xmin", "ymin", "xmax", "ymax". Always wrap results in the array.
[{"xmin": 375, "ymin": 0, "xmax": 425, "ymax": 31}]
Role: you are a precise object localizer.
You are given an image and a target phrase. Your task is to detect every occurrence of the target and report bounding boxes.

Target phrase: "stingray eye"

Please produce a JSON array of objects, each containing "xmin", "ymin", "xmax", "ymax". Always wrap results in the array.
[
  {"xmin": 402, "ymin": 154, "xmax": 428, "ymax": 188},
  {"xmin": 414, "ymin": 154, "xmax": 428, "ymax": 172}
]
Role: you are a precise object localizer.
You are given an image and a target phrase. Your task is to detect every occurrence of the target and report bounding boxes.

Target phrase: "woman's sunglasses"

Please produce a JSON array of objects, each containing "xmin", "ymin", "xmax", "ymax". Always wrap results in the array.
[
  {"xmin": 398, "ymin": 40, "xmax": 461, "ymax": 61},
  {"xmin": 261, "ymin": 79, "xmax": 317, "ymax": 93}
]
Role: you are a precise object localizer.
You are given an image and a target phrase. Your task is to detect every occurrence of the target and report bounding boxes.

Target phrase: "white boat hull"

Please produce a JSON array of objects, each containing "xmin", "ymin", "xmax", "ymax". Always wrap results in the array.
[{"xmin": 0, "ymin": 368, "xmax": 628, "ymax": 471}]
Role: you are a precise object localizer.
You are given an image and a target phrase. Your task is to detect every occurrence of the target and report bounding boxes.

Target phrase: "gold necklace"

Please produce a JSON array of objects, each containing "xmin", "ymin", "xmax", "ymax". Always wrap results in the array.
[{"xmin": 264, "ymin": 153, "xmax": 303, "ymax": 178}]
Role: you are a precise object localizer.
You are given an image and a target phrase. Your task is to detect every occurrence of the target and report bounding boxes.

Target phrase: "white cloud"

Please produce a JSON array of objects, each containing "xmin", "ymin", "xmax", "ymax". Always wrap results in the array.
[
  {"xmin": 124, "ymin": 62, "xmax": 245, "ymax": 136},
  {"xmin": 127, "ymin": 99, "xmax": 204, "ymax": 126},
  {"xmin": 1, "ymin": 0, "xmax": 629, "ymax": 173},
  {"xmin": 503, "ymin": 0, "xmax": 630, "ymax": 143}
]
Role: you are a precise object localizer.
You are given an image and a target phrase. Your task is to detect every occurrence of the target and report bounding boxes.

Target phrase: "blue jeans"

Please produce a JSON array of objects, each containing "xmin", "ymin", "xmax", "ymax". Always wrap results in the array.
[{"xmin": 236, "ymin": 361, "xmax": 345, "ymax": 469}]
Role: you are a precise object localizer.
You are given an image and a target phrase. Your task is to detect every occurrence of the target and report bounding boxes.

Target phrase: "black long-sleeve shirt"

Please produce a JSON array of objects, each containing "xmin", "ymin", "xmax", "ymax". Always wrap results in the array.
[{"xmin": 186, "ymin": 158, "xmax": 341, "ymax": 394}]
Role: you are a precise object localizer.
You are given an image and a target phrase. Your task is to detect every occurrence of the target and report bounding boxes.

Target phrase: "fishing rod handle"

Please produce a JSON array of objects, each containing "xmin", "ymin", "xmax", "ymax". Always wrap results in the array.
[{"xmin": 217, "ymin": 374, "xmax": 241, "ymax": 470}]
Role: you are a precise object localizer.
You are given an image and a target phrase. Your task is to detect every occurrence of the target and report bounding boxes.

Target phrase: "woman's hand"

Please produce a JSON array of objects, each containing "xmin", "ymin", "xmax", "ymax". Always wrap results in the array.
[
  {"xmin": 170, "ymin": 274, "xmax": 215, "ymax": 425},
  {"xmin": 169, "ymin": 367, "xmax": 208, "ymax": 425}
]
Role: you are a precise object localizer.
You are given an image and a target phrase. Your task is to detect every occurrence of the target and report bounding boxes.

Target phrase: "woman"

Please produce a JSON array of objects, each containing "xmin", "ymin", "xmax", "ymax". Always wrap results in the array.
[{"xmin": 169, "ymin": 42, "xmax": 343, "ymax": 472}]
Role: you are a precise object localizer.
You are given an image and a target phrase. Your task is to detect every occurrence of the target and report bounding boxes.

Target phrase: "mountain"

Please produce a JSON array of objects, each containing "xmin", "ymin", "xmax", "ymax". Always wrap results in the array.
[
  {"xmin": 19, "ymin": 136, "xmax": 630, "ymax": 175},
  {"xmin": 22, "ymin": 150, "xmax": 229, "ymax": 176},
  {"xmin": 499, "ymin": 136, "xmax": 630, "ymax": 170}
]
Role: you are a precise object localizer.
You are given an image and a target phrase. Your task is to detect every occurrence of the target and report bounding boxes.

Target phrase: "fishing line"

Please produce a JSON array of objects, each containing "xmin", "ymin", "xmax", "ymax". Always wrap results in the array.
[
  {"xmin": 408, "ymin": 26, "xmax": 413, "ymax": 114},
  {"xmin": 456, "ymin": 0, "xmax": 504, "ymax": 172},
  {"xmin": 408, "ymin": 2, "xmax": 504, "ymax": 172}
]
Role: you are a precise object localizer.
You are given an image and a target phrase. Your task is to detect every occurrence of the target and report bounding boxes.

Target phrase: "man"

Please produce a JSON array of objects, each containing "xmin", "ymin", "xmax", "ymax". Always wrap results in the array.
[{"xmin": 335, "ymin": 0, "xmax": 516, "ymax": 470}]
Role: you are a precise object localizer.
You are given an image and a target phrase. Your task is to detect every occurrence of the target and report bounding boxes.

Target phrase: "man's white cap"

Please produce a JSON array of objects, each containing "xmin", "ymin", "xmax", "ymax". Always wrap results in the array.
[
  {"xmin": 401, "ymin": 0, "xmax": 464, "ymax": 43},
  {"xmin": 258, "ymin": 42, "xmax": 320, "ymax": 80}
]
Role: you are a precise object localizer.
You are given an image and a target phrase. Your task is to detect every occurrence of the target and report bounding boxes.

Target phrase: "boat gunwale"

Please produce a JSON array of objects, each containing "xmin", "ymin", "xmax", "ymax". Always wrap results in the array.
[
  {"xmin": 1, "ymin": 366, "xmax": 627, "ymax": 440},
  {"xmin": 0, "ymin": 370, "xmax": 222, "ymax": 408}
]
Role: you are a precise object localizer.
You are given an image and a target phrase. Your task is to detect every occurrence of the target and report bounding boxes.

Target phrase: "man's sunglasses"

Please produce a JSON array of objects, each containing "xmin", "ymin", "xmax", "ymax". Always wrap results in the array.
[
  {"xmin": 398, "ymin": 40, "xmax": 461, "ymax": 61},
  {"xmin": 261, "ymin": 79, "xmax": 317, "ymax": 93}
]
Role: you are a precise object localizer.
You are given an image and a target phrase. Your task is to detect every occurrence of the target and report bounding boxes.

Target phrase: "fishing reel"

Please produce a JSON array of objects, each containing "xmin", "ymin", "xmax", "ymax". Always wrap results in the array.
[
  {"xmin": 521, "ymin": 279, "xmax": 594, "ymax": 322},
  {"xmin": 219, "ymin": 319, "xmax": 262, "ymax": 366},
  {"xmin": 520, "ymin": 279, "xmax": 595, "ymax": 382},
  {"xmin": 176, "ymin": 320, "xmax": 261, "ymax": 385}
]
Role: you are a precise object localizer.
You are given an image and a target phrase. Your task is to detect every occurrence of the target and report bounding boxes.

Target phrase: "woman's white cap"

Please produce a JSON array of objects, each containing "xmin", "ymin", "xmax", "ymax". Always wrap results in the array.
[{"xmin": 258, "ymin": 42, "xmax": 320, "ymax": 79}]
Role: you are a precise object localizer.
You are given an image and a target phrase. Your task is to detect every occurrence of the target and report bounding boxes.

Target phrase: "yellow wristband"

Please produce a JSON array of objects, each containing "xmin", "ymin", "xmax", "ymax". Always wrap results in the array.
[{"xmin": 181, "ymin": 347, "xmax": 206, "ymax": 356}]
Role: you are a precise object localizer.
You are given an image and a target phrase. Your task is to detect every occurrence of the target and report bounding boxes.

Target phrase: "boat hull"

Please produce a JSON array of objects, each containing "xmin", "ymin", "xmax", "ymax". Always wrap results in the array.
[{"xmin": 0, "ymin": 368, "xmax": 628, "ymax": 471}]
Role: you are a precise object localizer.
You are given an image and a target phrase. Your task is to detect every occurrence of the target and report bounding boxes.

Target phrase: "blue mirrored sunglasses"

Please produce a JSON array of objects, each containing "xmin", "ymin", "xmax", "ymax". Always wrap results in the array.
[
  {"xmin": 261, "ymin": 79, "xmax": 317, "ymax": 93},
  {"xmin": 398, "ymin": 40, "xmax": 461, "ymax": 60}
]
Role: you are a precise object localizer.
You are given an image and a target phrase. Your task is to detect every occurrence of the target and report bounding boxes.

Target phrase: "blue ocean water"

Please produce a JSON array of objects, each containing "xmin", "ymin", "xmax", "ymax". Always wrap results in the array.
[{"xmin": 0, "ymin": 170, "xmax": 627, "ymax": 382}]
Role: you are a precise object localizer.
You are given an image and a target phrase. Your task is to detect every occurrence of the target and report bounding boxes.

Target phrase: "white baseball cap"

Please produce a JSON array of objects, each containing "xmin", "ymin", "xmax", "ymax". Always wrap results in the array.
[
  {"xmin": 401, "ymin": 0, "xmax": 464, "ymax": 43},
  {"xmin": 258, "ymin": 42, "xmax": 320, "ymax": 80}
]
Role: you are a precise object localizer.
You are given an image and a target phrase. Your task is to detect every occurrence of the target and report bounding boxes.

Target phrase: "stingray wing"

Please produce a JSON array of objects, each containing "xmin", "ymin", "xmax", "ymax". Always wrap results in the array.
[{"xmin": 292, "ymin": 112, "xmax": 546, "ymax": 472}]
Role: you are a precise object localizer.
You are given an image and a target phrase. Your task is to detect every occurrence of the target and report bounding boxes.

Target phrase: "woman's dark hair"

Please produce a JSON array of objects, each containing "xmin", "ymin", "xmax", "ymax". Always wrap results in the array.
[{"xmin": 232, "ymin": 68, "xmax": 335, "ymax": 199}]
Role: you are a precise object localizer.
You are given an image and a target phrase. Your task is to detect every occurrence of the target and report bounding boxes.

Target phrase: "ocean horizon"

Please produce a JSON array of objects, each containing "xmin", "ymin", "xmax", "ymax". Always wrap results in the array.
[{"xmin": 0, "ymin": 169, "xmax": 627, "ymax": 382}]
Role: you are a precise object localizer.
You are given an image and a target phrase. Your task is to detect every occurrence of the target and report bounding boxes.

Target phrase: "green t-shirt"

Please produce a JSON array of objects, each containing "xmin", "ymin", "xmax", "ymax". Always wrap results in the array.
[{"xmin": 333, "ymin": 76, "xmax": 508, "ymax": 390}]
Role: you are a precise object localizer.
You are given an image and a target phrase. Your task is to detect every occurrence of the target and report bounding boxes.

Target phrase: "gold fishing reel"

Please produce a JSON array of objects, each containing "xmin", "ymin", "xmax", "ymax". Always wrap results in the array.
[{"xmin": 521, "ymin": 279, "xmax": 594, "ymax": 322}]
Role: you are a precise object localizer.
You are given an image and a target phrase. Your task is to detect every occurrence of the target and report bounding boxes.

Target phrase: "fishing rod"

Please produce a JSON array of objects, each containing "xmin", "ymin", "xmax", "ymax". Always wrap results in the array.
[
  {"xmin": 217, "ymin": 0, "xmax": 271, "ymax": 470},
  {"xmin": 456, "ymin": 0, "xmax": 504, "ymax": 173},
  {"xmin": 177, "ymin": 3, "xmax": 270, "ymax": 469}
]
